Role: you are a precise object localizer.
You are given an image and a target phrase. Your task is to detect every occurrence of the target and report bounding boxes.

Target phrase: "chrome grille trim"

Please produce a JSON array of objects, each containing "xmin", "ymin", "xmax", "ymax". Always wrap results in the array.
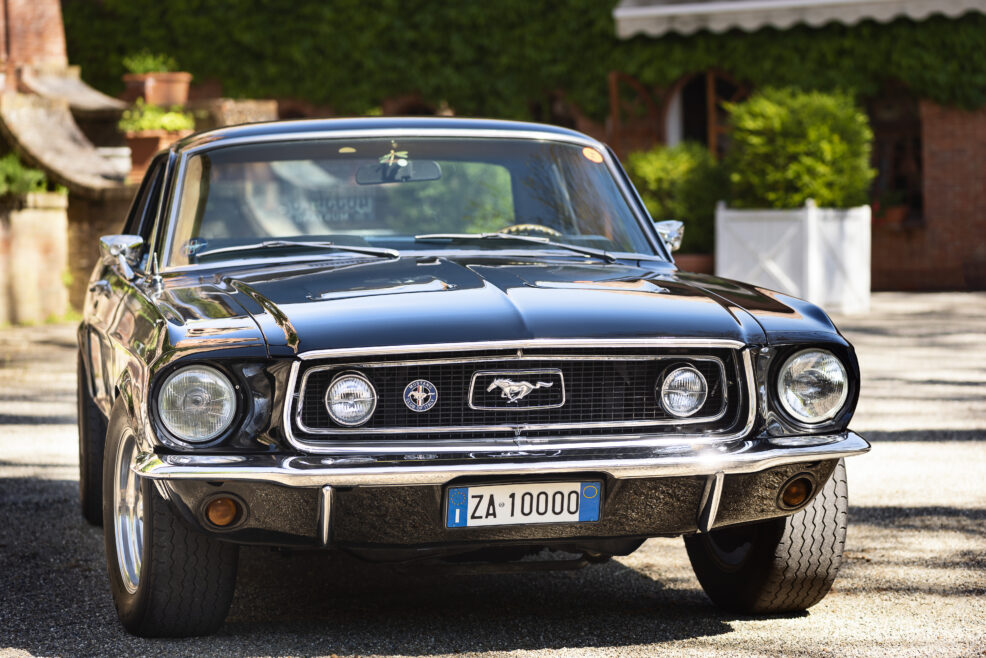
[
  {"xmin": 294, "ymin": 355, "xmax": 728, "ymax": 435},
  {"xmin": 281, "ymin": 339, "xmax": 757, "ymax": 454}
]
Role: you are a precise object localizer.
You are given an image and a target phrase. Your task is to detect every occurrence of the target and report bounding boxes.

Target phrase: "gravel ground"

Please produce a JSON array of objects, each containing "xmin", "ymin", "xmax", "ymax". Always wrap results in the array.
[{"xmin": 1, "ymin": 292, "xmax": 984, "ymax": 657}]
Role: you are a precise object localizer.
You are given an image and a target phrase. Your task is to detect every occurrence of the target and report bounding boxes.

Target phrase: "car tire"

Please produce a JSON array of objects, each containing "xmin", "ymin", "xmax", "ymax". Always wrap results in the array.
[
  {"xmin": 78, "ymin": 353, "xmax": 107, "ymax": 526},
  {"xmin": 102, "ymin": 401, "xmax": 239, "ymax": 637},
  {"xmin": 684, "ymin": 459, "xmax": 848, "ymax": 614}
]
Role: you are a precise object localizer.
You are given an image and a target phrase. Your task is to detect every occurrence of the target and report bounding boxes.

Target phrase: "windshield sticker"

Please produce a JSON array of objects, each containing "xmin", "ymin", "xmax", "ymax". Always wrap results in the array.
[
  {"xmin": 338, "ymin": 146, "xmax": 356, "ymax": 154},
  {"xmin": 582, "ymin": 147, "xmax": 604, "ymax": 164}
]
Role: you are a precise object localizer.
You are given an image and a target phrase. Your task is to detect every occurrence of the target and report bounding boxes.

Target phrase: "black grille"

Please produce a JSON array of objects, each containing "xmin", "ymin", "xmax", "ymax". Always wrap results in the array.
[{"xmin": 293, "ymin": 348, "xmax": 744, "ymax": 439}]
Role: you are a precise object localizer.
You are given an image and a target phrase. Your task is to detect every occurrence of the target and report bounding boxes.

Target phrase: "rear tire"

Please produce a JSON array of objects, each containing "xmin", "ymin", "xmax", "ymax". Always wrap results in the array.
[
  {"xmin": 684, "ymin": 459, "xmax": 848, "ymax": 613},
  {"xmin": 103, "ymin": 401, "xmax": 239, "ymax": 637},
  {"xmin": 78, "ymin": 353, "xmax": 106, "ymax": 526}
]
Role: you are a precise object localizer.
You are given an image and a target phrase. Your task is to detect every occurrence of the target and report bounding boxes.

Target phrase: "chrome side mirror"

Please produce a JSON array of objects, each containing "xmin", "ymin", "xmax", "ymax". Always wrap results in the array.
[
  {"xmin": 655, "ymin": 220, "xmax": 684, "ymax": 252},
  {"xmin": 99, "ymin": 234, "xmax": 144, "ymax": 280}
]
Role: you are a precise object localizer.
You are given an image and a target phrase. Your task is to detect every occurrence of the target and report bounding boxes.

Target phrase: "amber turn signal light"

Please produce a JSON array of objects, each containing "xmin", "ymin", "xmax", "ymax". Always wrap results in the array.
[
  {"xmin": 780, "ymin": 477, "xmax": 813, "ymax": 509},
  {"xmin": 206, "ymin": 497, "xmax": 239, "ymax": 527}
]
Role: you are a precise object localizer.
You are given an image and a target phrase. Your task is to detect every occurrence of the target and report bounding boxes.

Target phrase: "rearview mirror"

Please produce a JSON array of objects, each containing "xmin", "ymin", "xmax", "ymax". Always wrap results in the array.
[
  {"xmin": 655, "ymin": 220, "xmax": 684, "ymax": 252},
  {"xmin": 356, "ymin": 159, "xmax": 441, "ymax": 185},
  {"xmin": 99, "ymin": 234, "xmax": 144, "ymax": 280}
]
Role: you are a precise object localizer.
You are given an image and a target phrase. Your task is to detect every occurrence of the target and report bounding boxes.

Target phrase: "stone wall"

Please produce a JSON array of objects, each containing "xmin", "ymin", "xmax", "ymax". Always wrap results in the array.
[
  {"xmin": 871, "ymin": 101, "xmax": 986, "ymax": 290},
  {"xmin": 0, "ymin": 192, "xmax": 69, "ymax": 324}
]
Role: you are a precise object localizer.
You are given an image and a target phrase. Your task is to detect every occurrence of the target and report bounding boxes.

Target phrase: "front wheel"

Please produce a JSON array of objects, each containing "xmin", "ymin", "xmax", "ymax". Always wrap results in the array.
[
  {"xmin": 102, "ymin": 401, "xmax": 238, "ymax": 637},
  {"xmin": 684, "ymin": 459, "xmax": 848, "ymax": 614}
]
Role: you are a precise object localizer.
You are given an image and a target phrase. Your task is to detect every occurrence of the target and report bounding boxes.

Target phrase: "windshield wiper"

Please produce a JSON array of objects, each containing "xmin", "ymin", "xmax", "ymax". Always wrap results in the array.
[
  {"xmin": 413, "ymin": 232, "xmax": 616, "ymax": 263},
  {"xmin": 193, "ymin": 240, "xmax": 400, "ymax": 261}
]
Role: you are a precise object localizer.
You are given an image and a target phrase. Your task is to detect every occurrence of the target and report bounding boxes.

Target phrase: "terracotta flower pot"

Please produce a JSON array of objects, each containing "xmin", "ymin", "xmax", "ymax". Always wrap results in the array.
[
  {"xmin": 673, "ymin": 253, "xmax": 715, "ymax": 274},
  {"xmin": 125, "ymin": 130, "xmax": 193, "ymax": 181},
  {"xmin": 874, "ymin": 204, "xmax": 908, "ymax": 228},
  {"xmin": 122, "ymin": 72, "xmax": 193, "ymax": 106}
]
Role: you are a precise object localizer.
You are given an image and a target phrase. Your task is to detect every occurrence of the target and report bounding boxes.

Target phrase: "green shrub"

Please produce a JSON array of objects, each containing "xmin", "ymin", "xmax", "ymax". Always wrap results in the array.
[
  {"xmin": 0, "ymin": 153, "xmax": 51, "ymax": 198},
  {"xmin": 626, "ymin": 142, "xmax": 725, "ymax": 253},
  {"xmin": 119, "ymin": 99, "xmax": 195, "ymax": 133},
  {"xmin": 122, "ymin": 50, "xmax": 178, "ymax": 74},
  {"xmin": 724, "ymin": 88, "xmax": 875, "ymax": 209}
]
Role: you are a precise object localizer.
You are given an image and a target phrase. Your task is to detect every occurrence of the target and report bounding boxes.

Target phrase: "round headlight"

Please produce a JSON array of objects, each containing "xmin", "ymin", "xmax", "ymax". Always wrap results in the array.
[
  {"xmin": 776, "ymin": 349, "xmax": 849, "ymax": 424},
  {"xmin": 660, "ymin": 366, "xmax": 708, "ymax": 418},
  {"xmin": 158, "ymin": 366, "xmax": 237, "ymax": 443},
  {"xmin": 325, "ymin": 372, "xmax": 377, "ymax": 427}
]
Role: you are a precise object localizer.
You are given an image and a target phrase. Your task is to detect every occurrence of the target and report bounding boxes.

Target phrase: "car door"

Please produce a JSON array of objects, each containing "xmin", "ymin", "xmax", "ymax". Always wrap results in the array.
[{"xmin": 84, "ymin": 156, "xmax": 168, "ymax": 414}]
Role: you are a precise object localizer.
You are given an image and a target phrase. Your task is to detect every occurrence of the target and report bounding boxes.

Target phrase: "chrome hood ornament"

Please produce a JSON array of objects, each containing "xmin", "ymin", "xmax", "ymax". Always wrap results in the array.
[{"xmin": 486, "ymin": 378, "xmax": 554, "ymax": 403}]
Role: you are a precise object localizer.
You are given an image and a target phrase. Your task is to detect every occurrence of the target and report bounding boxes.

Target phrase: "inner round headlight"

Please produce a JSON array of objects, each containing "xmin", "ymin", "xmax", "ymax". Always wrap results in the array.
[
  {"xmin": 157, "ymin": 366, "xmax": 237, "ymax": 443},
  {"xmin": 776, "ymin": 349, "xmax": 849, "ymax": 424},
  {"xmin": 325, "ymin": 372, "xmax": 377, "ymax": 426},
  {"xmin": 660, "ymin": 366, "xmax": 708, "ymax": 418}
]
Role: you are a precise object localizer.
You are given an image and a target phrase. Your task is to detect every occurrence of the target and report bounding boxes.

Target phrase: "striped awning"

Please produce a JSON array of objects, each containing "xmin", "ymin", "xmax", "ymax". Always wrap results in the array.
[{"xmin": 614, "ymin": 0, "xmax": 986, "ymax": 38}]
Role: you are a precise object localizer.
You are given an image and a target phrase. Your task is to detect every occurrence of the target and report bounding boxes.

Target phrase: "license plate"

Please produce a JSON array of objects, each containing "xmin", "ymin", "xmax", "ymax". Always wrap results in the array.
[{"xmin": 446, "ymin": 481, "xmax": 601, "ymax": 528}]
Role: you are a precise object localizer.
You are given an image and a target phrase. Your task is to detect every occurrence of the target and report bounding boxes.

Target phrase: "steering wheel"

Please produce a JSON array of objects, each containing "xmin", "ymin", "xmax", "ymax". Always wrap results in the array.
[{"xmin": 498, "ymin": 223, "xmax": 562, "ymax": 239}]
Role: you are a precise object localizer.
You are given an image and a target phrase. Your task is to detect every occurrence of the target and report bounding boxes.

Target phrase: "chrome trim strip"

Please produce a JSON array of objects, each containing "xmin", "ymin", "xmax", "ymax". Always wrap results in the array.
[
  {"xmin": 162, "ymin": 128, "xmax": 617, "ymax": 270},
  {"xmin": 134, "ymin": 431, "xmax": 871, "ymax": 488},
  {"xmin": 318, "ymin": 485, "xmax": 333, "ymax": 546},
  {"xmin": 467, "ymin": 368, "xmax": 566, "ymax": 411},
  {"xmin": 296, "ymin": 338, "xmax": 746, "ymax": 361},
  {"xmin": 295, "ymin": 356, "xmax": 727, "ymax": 436},
  {"xmin": 282, "ymin": 343, "xmax": 752, "ymax": 453},
  {"xmin": 697, "ymin": 471, "xmax": 724, "ymax": 533}
]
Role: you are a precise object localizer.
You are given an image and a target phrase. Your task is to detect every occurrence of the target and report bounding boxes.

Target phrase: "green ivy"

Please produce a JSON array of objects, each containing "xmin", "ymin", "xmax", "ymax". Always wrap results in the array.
[{"xmin": 62, "ymin": 1, "xmax": 986, "ymax": 121}]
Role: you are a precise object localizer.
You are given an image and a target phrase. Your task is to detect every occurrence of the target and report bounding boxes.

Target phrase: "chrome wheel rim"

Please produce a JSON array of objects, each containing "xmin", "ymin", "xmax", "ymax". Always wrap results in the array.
[{"xmin": 113, "ymin": 430, "xmax": 143, "ymax": 594}]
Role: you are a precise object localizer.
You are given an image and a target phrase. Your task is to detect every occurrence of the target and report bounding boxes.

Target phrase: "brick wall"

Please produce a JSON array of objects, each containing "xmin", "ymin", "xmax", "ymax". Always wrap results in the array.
[
  {"xmin": 0, "ymin": 0, "xmax": 67, "ymax": 70},
  {"xmin": 67, "ymin": 193, "xmax": 132, "ymax": 310},
  {"xmin": 872, "ymin": 101, "xmax": 986, "ymax": 290}
]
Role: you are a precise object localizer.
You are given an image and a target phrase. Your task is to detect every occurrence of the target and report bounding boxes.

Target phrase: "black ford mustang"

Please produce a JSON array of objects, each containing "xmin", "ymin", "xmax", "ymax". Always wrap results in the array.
[{"xmin": 77, "ymin": 117, "xmax": 869, "ymax": 636}]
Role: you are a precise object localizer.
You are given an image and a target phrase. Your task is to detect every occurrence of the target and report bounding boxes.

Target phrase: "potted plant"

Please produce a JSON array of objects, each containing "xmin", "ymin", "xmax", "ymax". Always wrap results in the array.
[
  {"xmin": 119, "ymin": 99, "xmax": 195, "ymax": 180},
  {"xmin": 0, "ymin": 153, "xmax": 69, "ymax": 325},
  {"xmin": 122, "ymin": 51, "xmax": 193, "ymax": 106},
  {"xmin": 626, "ymin": 141, "xmax": 726, "ymax": 273},
  {"xmin": 714, "ymin": 88, "xmax": 876, "ymax": 314}
]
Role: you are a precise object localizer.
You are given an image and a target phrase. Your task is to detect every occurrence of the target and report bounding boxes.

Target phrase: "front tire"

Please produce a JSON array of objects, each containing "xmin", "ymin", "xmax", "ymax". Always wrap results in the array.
[
  {"xmin": 102, "ymin": 401, "xmax": 238, "ymax": 637},
  {"xmin": 684, "ymin": 459, "xmax": 848, "ymax": 614}
]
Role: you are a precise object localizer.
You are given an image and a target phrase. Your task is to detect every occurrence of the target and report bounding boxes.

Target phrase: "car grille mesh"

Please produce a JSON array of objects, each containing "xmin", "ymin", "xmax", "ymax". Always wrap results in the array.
[{"xmin": 293, "ymin": 347, "xmax": 743, "ymax": 438}]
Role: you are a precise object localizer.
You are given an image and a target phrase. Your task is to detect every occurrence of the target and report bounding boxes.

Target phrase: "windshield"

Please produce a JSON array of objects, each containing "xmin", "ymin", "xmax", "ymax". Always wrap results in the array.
[{"xmin": 165, "ymin": 137, "xmax": 658, "ymax": 267}]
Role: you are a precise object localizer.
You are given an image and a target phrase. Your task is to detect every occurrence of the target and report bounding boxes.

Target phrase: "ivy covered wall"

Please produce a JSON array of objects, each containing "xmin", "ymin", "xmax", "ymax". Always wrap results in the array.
[{"xmin": 61, "ymin": 1, "xmax": 986, "ymax": 120}]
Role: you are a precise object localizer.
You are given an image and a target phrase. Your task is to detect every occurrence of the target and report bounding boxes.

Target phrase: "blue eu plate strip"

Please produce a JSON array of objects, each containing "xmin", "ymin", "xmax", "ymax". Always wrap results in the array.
[
  {"xmin": 579, "ymin": 482, "xmax": 601, "ymax": 522},
  {"xmin": 447, "ymin": 487, "xmax": 469, "ymax": 527}
]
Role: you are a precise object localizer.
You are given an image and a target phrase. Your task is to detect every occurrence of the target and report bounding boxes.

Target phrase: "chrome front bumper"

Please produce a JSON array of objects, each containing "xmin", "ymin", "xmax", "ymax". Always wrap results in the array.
[{"xmin": 135, "ymin": 431, "xmax": 869, "ymax": 488}]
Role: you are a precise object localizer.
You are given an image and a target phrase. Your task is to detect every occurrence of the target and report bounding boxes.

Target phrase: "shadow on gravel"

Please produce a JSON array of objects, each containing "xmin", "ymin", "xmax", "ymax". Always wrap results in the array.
[
  {"xmin": 851, "ymin": 505, "xmax": 986, "ymax": 536},
  {"xmin": 862, "ymin": 429, "xmax": 985, "ymax": 442},
  {"xmin": 0, "ymin": 476, "xmax": 748, "ymax": 656}
]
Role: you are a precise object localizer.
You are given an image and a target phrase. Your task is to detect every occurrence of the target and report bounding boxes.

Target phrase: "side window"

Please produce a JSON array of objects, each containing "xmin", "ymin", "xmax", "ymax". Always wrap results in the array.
[{"xmin": 122, "ymin": 157, "xmax": 166, "ymax": 238}]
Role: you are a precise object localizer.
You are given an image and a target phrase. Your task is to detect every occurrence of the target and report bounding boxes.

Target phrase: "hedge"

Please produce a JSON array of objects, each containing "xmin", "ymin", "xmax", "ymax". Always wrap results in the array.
[
  {"xmin": 61, "ymin": 1, "xmax": 986, "ymax": 120},
  {"xmin": 725, "ymin": 89, "xmax": 876, "ymax": 209}
]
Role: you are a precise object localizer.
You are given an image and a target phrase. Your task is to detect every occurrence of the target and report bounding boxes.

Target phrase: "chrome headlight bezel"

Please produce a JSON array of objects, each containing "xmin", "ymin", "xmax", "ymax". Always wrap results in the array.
[
  {"xmin": 659, "ymin": 365, "xmax": 709, "ymax": 418},
  {"xmin": 775, "ymin": 348, "xmax": 850, "ymax": 425},
  {"xmin": 324, "ymin": 371, "xmax": 378, "ymax": 427},
  {"xmin": 154, "ymin": 364, "xmax": 240, "ymax": 446}
]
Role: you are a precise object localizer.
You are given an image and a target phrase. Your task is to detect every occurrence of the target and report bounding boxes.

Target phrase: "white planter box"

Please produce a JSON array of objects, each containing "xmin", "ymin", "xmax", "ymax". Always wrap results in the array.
[{"xmin": 715, "ymin": 200, "xmax": 871, "ymax": 314}]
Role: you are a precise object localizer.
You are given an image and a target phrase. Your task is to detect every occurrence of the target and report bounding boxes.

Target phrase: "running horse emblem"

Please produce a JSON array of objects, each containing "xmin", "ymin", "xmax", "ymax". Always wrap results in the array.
[{"xmin": 486, "ymin": 378, "xmax": 554, "ymax": 403}]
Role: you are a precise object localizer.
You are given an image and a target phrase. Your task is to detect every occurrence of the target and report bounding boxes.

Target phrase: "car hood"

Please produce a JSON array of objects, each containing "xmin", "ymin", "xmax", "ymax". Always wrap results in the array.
[{"xmin": 157, "ymin": 255, "xmax": 786, "ymax": 356}]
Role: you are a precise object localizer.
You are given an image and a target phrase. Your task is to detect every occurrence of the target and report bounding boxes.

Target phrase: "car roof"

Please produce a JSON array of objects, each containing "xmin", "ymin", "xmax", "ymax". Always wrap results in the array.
[{"xmin": 173, "ymin": 116, "xmax": 603, "ymax": 153}]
